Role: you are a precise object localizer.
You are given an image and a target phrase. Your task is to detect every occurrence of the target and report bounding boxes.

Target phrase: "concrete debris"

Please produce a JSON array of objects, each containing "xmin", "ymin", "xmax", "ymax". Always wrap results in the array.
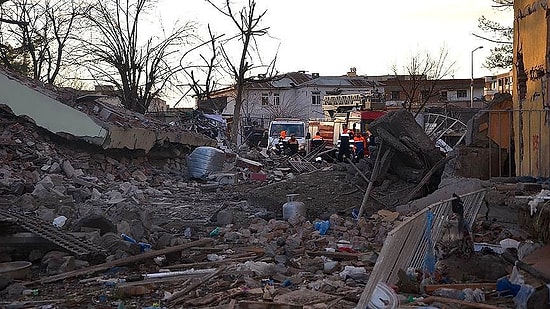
[
  {"xmin": 0, "ymin": 68, "xmax": 216, "ymax": 153},
  {"xmin": 0, "ymin": 101, "xmax": 547, "ymax": 308}
]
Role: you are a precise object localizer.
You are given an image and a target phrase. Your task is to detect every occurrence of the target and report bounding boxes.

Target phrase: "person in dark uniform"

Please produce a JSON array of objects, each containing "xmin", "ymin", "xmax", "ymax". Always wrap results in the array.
[
  {"xmin": 311, "ymin": 131, "xmax": 324, "ymax": 150},
  {"xmin": 258, "ymin": 130, "xmax": 268, "ymax": 148},
  {"xmin": 353, "ymin": 133, "xmax": 366, "ymax": 162},
  {"xmin": 287, "ymin": 134, "xmax": 299, "ymax": 155},
  {"xmin": 338, "ymin": 125, "xmax": 351, "ymax": 162}
]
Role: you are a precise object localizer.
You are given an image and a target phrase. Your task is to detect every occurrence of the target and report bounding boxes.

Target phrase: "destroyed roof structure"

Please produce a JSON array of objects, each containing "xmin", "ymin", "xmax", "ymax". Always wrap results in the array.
[{"xmin": 0, "ymin": 68, "xmax": 216, "ymax": 153}]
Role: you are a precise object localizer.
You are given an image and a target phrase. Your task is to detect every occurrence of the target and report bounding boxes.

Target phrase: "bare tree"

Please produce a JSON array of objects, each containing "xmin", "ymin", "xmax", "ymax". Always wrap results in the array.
[
  {"xmin": 0, "ymin": 0, "xmax": 81, "ymax": 84},
  {"xmin": 184, "ymin": 26, "xmax": 224, "ymax": 112},
  {"xmin": 391, "ymin": 46, "xmax": 456, "ymax": 117},
  {"xmin": 205, "ymin": 0, "xmax": 277, "ymax": 145},
  {"xmin": 474, "ymin": 0, "xmax": 513, "ymax": 70},
  {"xmin": 80, "ymin": 0, "xmax": 197, "ymax": 114},
  {"xmin": 0, "ymin": 0, "xmax": 27, "ymax": 25}
]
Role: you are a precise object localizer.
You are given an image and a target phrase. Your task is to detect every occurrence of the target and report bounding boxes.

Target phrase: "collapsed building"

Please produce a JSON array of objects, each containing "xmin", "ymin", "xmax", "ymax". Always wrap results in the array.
[{"xmin": 1, "ymin": 3, "xmax": 550, "ymax": 304}]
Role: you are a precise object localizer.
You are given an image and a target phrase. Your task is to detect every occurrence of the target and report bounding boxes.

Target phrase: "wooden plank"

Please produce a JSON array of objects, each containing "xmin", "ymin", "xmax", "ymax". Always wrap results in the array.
[
  {"xmin": 424, "ymin": 283, "xmax": 497, "ymax": 293},
  {"xmin": 167, "ymin": 253, "xmax": 258, "ymax": 270},
  {"xmin": 305, "ymin": 250, "xmax": 360, "ymax": 261},
  {"xmin": 166, "ymin": 265, "xmax": 226, "ymax": 305},
  {"xmin": 236, "ymin": 301, "xmax": 302, "ymax": 309},
  {"xmin": 422, "ymin": 296, "xmax": 501, "ymax": 309},
  {"xmin": 501, "ymin": 251, "xmax": 550, "ymax": 283},
  {"xmin": 32, "ymin": 238, "xmax": 214, "ymax": 284}
]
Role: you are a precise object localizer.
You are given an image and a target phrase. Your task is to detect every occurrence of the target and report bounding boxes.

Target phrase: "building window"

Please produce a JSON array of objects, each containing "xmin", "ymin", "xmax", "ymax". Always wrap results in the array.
[
  {"xmin": 391, "ymin": 91, "xmax": 400, "ymax": 100},
  {"xmin": 261, "ymin": 93, "xmax": 269, "ymax": 105},
  {"xmin": 273, "ymin": 93, "xmax": 280, "ymax": 105},
  {"xmin": 311, "ymin": 92, "xmax": 321, "ymax": 105},
  {"xmin": 439, "ymin": 91, "xmax": 448, "ymax": 101},
  {"xmin": 457, "ymin": 89, "xmax": 467, "ymax": 98}
]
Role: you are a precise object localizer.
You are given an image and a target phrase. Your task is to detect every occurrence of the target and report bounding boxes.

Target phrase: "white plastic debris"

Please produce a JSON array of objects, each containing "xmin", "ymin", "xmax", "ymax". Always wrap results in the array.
[
  {"xmin": 52, "ymin": 216, "xmax": 67, "ymax": 228},
  {"xmin": 527, "ymin": 189, "xmax": 550, "ymax": 215}
]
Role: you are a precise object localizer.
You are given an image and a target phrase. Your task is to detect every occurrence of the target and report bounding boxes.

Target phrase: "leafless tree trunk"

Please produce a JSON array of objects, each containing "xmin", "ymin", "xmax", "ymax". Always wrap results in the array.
[
  {"xmin": 205, "ymin": 0, "xmax": 277, "ymax": 146},
  {"xmin": 0, "ymin": 0, "xmax": 80, "ymax": 84},
  {"xmin": 80, "ymin": 0, "xmax": 197, "ymax": 114},
  {"xmin": 391, "ymin": 46, "xmax": 456, "ymax": 117}
]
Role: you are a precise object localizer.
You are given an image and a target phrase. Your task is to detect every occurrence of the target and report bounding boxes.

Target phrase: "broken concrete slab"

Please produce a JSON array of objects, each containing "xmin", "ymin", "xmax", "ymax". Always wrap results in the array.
[
  {"xmin": 236, "ymin": 156, "xmax": 263, "ymax": 173},
  {"xmin": 0, "ymin": 72, "xmax": 107, "ymax": 144},
  {"xmin": 0, "ymin": 69, "xmax": 216, "ymax": 153}
]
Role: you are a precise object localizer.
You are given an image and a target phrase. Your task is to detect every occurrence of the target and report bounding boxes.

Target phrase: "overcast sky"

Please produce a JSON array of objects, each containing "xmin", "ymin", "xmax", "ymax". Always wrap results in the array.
[{"xmin": 161, "ymin": 0, "xmax": 512, "ymax": 81}]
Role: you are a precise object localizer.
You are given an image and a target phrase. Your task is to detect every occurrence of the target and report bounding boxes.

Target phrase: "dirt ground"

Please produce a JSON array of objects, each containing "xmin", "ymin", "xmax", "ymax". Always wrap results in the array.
[{"xmin": 242, "ymin": 162, "xmax": 418, "ymax": 222}]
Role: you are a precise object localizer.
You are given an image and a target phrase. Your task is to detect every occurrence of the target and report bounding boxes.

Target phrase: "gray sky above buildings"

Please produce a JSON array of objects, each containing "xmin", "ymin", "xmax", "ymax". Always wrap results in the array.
[{"xmin": 162, "ymin": 0, "xmax": 512, "ymax": 80}]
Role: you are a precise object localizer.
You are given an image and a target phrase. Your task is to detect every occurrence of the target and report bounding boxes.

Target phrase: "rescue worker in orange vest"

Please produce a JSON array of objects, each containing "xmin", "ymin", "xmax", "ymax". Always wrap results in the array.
[
  {"xmin": 337, "ymin": 125, "xmax": 351, "ymax": 162},
  {"xmin": 287, "ymin": 134, "xmax": 299, "ymax": 155},
  {"xmin": 279, "ymin": 130, "xmax": 287, "ymax": 140},
  {"xmin": 353, "ymin": 133, "xmax": 367, "ymax": 162},
  {"xmin": 311, "ymin": 131, "xmax": 324, "ymax": 150}
]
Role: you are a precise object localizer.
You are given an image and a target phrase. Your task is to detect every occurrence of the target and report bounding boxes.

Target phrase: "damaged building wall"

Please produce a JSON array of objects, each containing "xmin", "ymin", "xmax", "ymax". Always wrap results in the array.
[
  {"xmin": 104, "ymin": 127, "xmax": 217, "ymax": 151},
  {"xmin": 0, "ymin": 69, "xmax": 217, "ymax": 153},
  {"xmin": 0, "ymin": 72, "xmax": 107, "ymax": 144},
  {"xmin": 513, "ymin": 0, "xmax": 550, "ymax": 176}
]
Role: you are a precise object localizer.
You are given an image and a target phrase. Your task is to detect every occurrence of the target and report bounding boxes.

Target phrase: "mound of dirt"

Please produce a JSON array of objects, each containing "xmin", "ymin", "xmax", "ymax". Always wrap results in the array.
[{"xmin": 244, "ymin": 165, "xmax": 416, "ymax": 221}]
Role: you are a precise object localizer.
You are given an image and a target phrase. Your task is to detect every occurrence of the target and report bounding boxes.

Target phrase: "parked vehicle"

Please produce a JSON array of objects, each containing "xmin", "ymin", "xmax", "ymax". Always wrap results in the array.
[{"xmin": 267, "ymin": 119, "xmax": 309, "ymax": 155}]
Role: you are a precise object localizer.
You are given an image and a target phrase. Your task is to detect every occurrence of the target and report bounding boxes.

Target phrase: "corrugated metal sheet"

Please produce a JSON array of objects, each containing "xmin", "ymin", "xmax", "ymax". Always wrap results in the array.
[{"xmin": 357, "ymin": 189, "xmax": 487, "ymax": 309}]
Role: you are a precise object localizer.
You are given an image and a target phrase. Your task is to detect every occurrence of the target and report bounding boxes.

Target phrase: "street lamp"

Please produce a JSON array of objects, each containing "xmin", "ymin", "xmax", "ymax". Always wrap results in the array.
[{"xmin": 470, "ymin": 46, "xmax": 483, "ymax": 108}]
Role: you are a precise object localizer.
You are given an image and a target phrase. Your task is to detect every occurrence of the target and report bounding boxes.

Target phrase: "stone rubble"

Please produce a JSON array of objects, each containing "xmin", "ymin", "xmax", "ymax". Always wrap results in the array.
[{"xmin": 0, "ymin": 109, "xmax": 543, "ymax": 309}]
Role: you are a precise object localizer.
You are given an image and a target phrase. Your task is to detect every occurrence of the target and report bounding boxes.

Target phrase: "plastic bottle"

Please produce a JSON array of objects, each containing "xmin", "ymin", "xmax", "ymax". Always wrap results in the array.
[
  {"xmin": 432, "ymin": 288, "xmax": 465, "ymax": 300},
  {"xmin": 22, "ymin": 289, "xmax": 39, "ymax": 296}
]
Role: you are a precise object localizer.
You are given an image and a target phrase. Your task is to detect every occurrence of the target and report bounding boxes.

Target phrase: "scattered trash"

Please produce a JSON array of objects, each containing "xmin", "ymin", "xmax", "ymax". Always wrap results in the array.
[
  {"xmin": 368, "ymin": 282, "xmax": 399, "ymax": 309},
  {"xmin": 339, "ymin": 265, "xmax": 368, "ymax": 281},
  {"xmin": 22, "ymin": 289, "xmax": 39, "ymax": 296},
  {"xmin": 527, "ymin": 189, "xmax": 550, "ymax": 215},
  {"xmin": 496, "ymin": 265, "xmax": 535, "ymax": 309},
  {"xmin": 52, "ymin": 216, "xmax": 67, "ymax": 228},
  {"xmin": 183, "ymin": 227, "xmax": 192, "ymax": 238},
  {"xmin": 352, "ymin": 208, "xmax": 359, "ymax": 220},
  {"xmin": 207, "ymin": 254, "xmax": 226, "ymax": 262},
  {"xmin": 474, "ymin": 242, "xmax": 505, "ymax": 254},
  {"xmin": 209, "ymin": 227, "xmax": 221, "ymax": 237},
  {"xmin": 121, "ymin": 234, "xmax": 151, "ymax": 252},
  {"xmin": 314, "ymin": 220, "xmax": 330, "ymax": 235}
]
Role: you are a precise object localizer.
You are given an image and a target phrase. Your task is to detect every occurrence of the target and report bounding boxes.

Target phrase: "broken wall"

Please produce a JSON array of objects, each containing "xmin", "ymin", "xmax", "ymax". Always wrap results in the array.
[
  {"xmin": 513, "ymin": 0, "xmax": 550, "ymax": 177},
  {"xmin": 0, "ymin": 72, "xmax": 107, "ymax": 144}
]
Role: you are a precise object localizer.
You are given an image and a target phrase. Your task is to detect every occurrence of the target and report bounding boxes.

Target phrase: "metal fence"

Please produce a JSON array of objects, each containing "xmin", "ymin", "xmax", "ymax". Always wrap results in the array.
[{"xmin": 356, "ymin": 189, "xmax": 487, "ymax": 309}]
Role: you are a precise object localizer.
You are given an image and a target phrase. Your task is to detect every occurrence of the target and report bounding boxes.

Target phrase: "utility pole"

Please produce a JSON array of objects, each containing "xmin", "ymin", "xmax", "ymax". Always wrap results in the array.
[{"xmin": 470, "ymin": 46, "xmax": 483, "ymax": 108}]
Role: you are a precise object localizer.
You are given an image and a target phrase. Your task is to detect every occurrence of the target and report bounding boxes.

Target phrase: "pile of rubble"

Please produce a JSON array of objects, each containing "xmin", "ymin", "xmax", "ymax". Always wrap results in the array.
[{"xmin": 1, "ymin": 92, "xmax": 550, "ymax": 308}]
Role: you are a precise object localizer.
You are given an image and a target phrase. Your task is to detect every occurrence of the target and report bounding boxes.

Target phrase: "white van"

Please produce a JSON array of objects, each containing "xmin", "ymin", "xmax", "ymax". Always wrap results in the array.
[{"xmin": 267, "ymin": 119, "xmax": 309, "ymax": 155}]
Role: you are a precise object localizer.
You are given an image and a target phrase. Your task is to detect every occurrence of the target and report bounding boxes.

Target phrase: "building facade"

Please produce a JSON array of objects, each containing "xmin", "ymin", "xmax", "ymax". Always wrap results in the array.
[
  {"xmin": 512, "ymin": 0, "xmax": 550, "ymax": 177},
  {"xmin": 206, "ymin": 69, "xmax": 382, "ymax": 128},
  {"xmin": 383, "ymin": 77, "xmax": 486, "ymax": 109}
]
